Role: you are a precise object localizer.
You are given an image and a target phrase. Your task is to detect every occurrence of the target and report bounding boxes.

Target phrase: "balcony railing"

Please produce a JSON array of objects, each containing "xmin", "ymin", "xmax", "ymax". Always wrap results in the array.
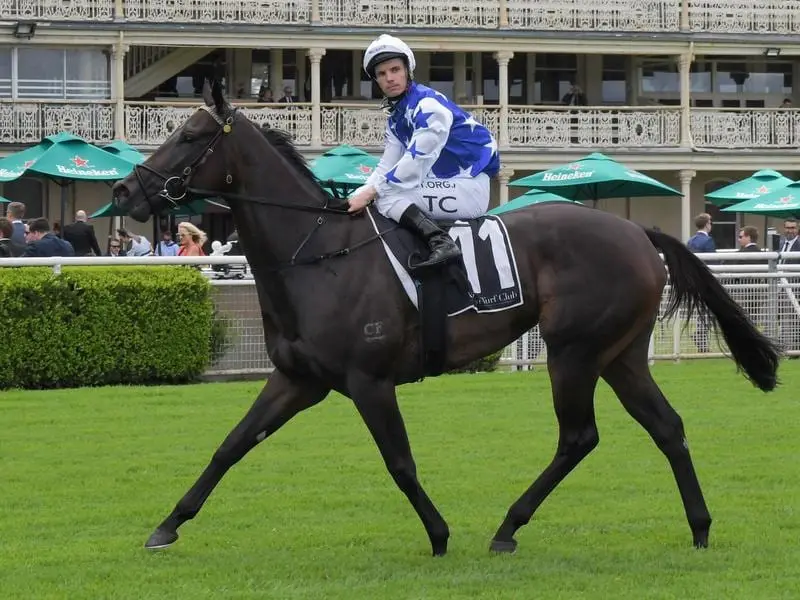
[
  {"xmin": 0, "ymin": 100, "xmax": 115, "ymax": 144},
  {"xmin": 0, "ymin": 101, "xmax": 797, "ymax": 151},
  {"xmin": 691, "ymin": 108, "xmax": 800, "ymax": 149},
  {"xmin": 2, "ymin": 0, "xmax": 800, "ymax": 34}
]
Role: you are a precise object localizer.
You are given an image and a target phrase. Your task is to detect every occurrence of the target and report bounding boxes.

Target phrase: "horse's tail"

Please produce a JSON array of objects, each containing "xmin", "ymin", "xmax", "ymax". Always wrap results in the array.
[{"xmin": 644, "ymin": 228, "xmax": 781, "ymax": 392}]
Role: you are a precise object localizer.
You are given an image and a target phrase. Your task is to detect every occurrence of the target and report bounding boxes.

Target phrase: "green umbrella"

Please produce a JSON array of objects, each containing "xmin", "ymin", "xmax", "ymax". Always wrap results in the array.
[
  {"xmin": 509, "ymin": 152, "xmax": 681, "ymax": 203},
  {"xmin": 101, "ymin": 140, "xmax": 146, "ymax": 166},
  {"xmin": 721, "ymin": 181, "xmax": 800, "ymax": 219},
  {"xmin": 90, "ymin": 198, "xmax": 208, "ymax": 219},
  {"xmin": 705, "ymin": 169, "xmax": 794, "ymax": 207},
  {"xmin": 0, "ymin": 132, "xmax": 137, "ymax": 237},
  {"xmin": 310, "ymin": 144, "xmax": 380, "ymax": 190},
  {"xmin": 0, "ymin": 132, "xmax": 134, "ymax": 182},
  {"xmin": 0, "ymin": 195, "xmax": 10, "ymax": 203},
  {"xmin": 488, "ymin": 191, "xmax": 579, "ymax": 216}
]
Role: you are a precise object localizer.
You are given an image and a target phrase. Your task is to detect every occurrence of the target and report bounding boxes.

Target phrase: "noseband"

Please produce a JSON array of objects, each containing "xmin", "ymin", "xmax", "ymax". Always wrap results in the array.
[{"xmin": 133, "ymin": 104, "xmax": 235, "ymax": 212}]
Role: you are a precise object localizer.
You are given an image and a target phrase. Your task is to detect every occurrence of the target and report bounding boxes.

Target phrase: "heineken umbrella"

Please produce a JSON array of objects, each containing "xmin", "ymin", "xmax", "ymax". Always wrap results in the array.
[
  {"xmin": 509, "ymin": 152, "xmax": 681, "ymax": 203},
  {"xmin": 0, "ymin": 195, "xmax": 10, "ymax": 203},
  {"xmin": 101, "ymin": 140, "xmax": 146, "ymax": 166},
  {"xmin": 0, "ymin": 132, "xmax": 134, "ymax": 182},
  {"xmin": 0, "ymin": 132, "xmax": 135, "ymax": 237},
  {"xmin": 705, "ymin": 169, "xmax": 794, "ymax": 207},
  {"xmin": 721, "ymin": 181, "xmax": 800, "ymax": 219},
  {"xmin": 488, "ymin": 191, "xmax": 578, "ymax": 216},
  {"xmin": 310, "ymin": 144, "xmax": 380, "ymax": 190}
]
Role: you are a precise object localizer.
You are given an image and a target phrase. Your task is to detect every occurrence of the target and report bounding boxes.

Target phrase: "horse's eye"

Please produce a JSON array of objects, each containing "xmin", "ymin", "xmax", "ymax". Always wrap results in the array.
[{"xmin": 180, "ymin": 132, "xmax": 195, "ymax": 143}]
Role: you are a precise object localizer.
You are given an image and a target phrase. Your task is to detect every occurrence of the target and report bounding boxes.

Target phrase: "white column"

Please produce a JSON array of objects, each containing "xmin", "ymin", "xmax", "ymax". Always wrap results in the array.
[
  {"xmin": 295, "ymin": 50, "xmax": 307, "ymax": 101},
  {"xmin": 679, "ymin": 169, "xmax": 696, "ymax": 243},
  {"xmin": 270, "ymin": 49, "xmax": 284, "ymax": 98},
  {"xmin": 351, "ymin": 50, "xmax": 362, "ymax": 97},
  {"xmin": 111, "ymin": 38, "xmax": 128, "ymax": 140},
  {"xmin": 308, "ymin": 48, "xmax": 326, "ymax": 147},
  {"xmin": 498, "ymin": 165, "xmax": 514, "ymax": 205},
  {"xmin": 679, "ymin": 52, "xmax": 692, "ymax": 148},
  {"xmin": 472, "ymin": 52, "xmax": 483, "ymax": 101},
  {"xmin": 453, "ymin": 52, "xmax": 467, "ymax": 102},
  {"xmin": 494, "ymin": 51, "xmax": 513, "ymax": 149}
]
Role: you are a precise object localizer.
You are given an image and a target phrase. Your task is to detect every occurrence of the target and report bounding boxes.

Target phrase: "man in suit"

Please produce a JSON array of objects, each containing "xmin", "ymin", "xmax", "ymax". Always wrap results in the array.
[
  {"xmin": 6, "ymin": 201, "xmax": 26, "ymax": 245},
  {"xmin": 734, "ymin": 226, "xmax": 765, "ymax": 324},
  {"xmin": 21, "ymin": 218, "xmax": 74, "ymax": 257},
  {"xmin": 686, "ymin": 212, "xmax": 715, "ymax": 352},
  {"xmin": 0, "ymin": 217, "xmax": 25, "ymax": 257},
  {"xmin": 686, "ymin": 213, "xmax": 716, "ymax": 253},
  {"xmin": 777, "ymin": 219, "xmax": 800, "ymax": 354},
  {"xmin": 62, "ymin": 210, "xmax": 102, "ymax": 256},
  {"xmin": 778, "ymin": 218, "xmax": 800, "ymax": 255},
  {"xmin": 277, "ymin": 85, "xmax": 297, "ymax": 103}
]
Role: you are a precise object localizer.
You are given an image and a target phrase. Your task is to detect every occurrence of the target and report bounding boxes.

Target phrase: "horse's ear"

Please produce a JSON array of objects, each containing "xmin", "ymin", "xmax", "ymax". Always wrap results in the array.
[
  {"xmin": 211, "ymin": 79, "xmax": 226, "ymax": 114},
  {"xmin": 202, "ymin": 79, "xmax": 214, "ymax": 107}
]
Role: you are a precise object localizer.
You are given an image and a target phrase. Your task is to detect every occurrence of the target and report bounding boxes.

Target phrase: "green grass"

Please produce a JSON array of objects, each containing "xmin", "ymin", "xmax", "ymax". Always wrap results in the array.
[{"xmin": 2, "ymin": 361, "xmax": 799, "ymax": 599}]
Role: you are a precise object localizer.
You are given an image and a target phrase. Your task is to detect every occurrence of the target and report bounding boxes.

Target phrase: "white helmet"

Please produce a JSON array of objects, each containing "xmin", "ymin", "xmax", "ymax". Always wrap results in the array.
[{"xmin": 363, "ymin": 34, "xmax": 416, "ymax": 80}]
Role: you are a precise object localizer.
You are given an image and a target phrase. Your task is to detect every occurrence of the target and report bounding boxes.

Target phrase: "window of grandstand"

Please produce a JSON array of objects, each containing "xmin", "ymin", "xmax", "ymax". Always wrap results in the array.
[{"xmin": 0, "ymin": 47, "xmax": 110, "ymax": 100}]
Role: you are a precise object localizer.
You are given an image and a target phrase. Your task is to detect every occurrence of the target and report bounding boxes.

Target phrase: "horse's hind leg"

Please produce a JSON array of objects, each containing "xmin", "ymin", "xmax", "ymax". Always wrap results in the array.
[
  {"xmin": 601, "ymin": 330, "xmax": 712, "ymax": 548},
  {"xmin": 145, "ymin": 370, "xmax": 329, "ymax": 550},
  {"xmin": 491, "ymin": 347, "xmax": 600, "ymax": 553}
]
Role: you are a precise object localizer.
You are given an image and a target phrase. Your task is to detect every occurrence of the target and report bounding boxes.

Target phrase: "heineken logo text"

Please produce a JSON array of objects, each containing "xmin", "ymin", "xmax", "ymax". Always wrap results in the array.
[
  {"xmin": 542, "ymin": 170, "xmax": 593, "ymax": 182},
  {"xmin": 56, "ymin": 165, "xmax": 120, "ymax": 177}
]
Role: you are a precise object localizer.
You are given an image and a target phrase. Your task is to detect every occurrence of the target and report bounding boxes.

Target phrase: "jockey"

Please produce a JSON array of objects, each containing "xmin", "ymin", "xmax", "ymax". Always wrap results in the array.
[{"xmin": 348, "ymin": 34, "xmax": 500, "ymax": 269}]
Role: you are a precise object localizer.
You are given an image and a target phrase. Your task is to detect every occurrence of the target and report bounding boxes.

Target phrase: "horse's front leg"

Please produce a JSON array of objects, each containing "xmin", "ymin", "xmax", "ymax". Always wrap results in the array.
[
  {"xmin": 348, "ymin": 373, "xmax": 450, "ymax": 556},
  {"xmin": 145, "ymin": 370, "xmax": 329, "ymax": 550}
]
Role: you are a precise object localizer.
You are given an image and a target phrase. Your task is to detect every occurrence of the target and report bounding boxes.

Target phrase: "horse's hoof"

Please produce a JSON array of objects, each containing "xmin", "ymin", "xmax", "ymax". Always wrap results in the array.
[
  {"xmin": 145, "ymin": 528, "xmax": 179, "ymax": 550},
  {"xmin": 693, "ymin": 528, "xmax": 710, "ymax": 549},
  {"xmin": 489, "ymin": 538, "xmax": 517, "ymax": 554}
]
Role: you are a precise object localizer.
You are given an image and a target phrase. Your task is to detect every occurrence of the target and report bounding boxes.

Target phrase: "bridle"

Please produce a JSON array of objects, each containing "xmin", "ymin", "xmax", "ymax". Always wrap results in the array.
[
  {"xmin": 133, "ymin": 104, "xmax": 235, "ymax": 211},
  {"xmin": 131, "ymin": 103, "xmax": 395, "ymax": 270}
]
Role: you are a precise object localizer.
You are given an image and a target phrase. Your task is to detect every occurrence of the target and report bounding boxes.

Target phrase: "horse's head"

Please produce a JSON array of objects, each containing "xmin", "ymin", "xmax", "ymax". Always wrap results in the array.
[{"xmin": 113, "ymin": 79, "xmax": 236, "ymax": 222}]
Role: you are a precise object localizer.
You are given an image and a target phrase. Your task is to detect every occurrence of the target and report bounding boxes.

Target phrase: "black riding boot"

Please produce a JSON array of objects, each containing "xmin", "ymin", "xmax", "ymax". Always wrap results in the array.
[{"xmin": 399, "ymin": 204, "xmax": 461, "ymax": 269}]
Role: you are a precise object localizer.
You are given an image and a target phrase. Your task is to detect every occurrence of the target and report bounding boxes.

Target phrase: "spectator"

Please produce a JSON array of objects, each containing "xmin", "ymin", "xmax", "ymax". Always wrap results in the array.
[
  {"xmin": 62, "ymin": 210, "xmax": 102, "ymax": 256},
  {"xmin": 687, "ymin": 213, "xmax": 716, "ymax": 253},
  {"xmin": 0, "ymin": 217, "xmax": 25, "ymax": 257},
  {"xmin": 22, "ymin": 218, "xmax": 74, "ymax": 257},
  {"xmin": 6, "ymin": 201, "xmax": 26, "ymax": 245},
  {"xmin": 177, "ymin": 222, "xmax": 207, "ymax": 256},
  {"xmin": 155, "ymin": 230, "xmax": 179, "ymax": 256},
  {"xmin": 117, "ymin": 228, "xmax": 152, "ymax": 256}
]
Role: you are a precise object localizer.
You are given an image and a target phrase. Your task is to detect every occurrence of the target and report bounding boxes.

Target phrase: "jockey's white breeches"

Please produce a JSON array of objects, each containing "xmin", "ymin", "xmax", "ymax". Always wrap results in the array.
[{"xmin": 372, "ymin": 173, "xmax": 491, "ymax": 222}]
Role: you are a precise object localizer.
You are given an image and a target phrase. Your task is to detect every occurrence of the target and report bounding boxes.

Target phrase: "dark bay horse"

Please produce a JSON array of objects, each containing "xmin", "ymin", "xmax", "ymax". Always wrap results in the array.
[{"xmin": 112, "ymin": 81, "xmax": 780, "ymax": 556}]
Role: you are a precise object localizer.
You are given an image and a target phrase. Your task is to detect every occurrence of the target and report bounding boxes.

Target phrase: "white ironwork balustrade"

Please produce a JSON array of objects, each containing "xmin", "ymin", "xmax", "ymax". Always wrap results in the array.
[
  {"xmin": 0, "ymin": 100, "xmax": 114, "ymax": 144},
  {"xmin": 690, "ymin": 108, "xmax": 800, "ymax": 149},
  {"xmin": 0, "ymin": 0, "xmax": 113, "ymax": 20},
  {"xmin": 124, "ymin": 102, "xmax": 312, "ymax": 147},
  {"xmin": 124, "ymin": 0, "xmax": 310, "ymax": 23},
  {"xmin": 505, "ymin": 0, "xmax": 679, "ymax": 31},
  {"xmin": 318, "ymin": 0, "xmax": 498, "ymax": 28},
  {"xmin": 507, "ymin": 106, "xmax": 682, "ymax": 148},
  {"xmin": 688, "ymin": 0, "xmax": 800, "ymax": 34}
]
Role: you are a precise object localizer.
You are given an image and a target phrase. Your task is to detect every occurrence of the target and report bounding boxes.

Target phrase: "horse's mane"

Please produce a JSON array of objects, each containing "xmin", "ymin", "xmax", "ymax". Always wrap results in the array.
[{"xmin": 258, "ymin": 126, "xmax": 323, "ymax": 192}]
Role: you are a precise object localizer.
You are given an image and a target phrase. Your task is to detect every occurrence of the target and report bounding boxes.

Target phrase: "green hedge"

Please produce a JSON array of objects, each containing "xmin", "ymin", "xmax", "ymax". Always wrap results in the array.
[{"xmin": 0, "ymin": 266, "xmax": 214, "ymax": 389}]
